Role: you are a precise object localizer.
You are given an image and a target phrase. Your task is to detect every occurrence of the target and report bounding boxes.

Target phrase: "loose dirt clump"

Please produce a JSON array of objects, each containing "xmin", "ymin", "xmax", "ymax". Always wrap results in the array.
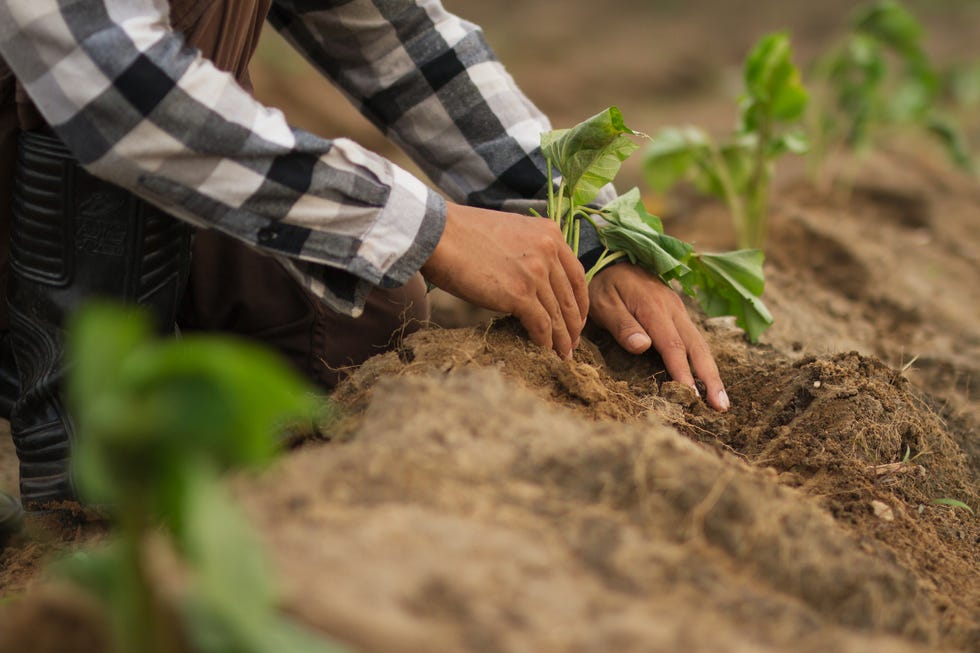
[{"xmin": 334, "ymin": 318, "xmax": 649, "ymax": 423}]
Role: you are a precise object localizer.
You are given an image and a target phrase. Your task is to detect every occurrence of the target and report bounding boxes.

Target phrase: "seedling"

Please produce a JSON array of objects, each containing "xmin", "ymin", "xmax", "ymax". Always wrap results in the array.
[
  {"xmin": 929, "ymin": 498, "xmax": 975, "ymax": 514},
  {"xmin": 642, "ymin": 32, "xmax": 809, "ymax": 250},
  {"xmin": 807, "ymin": 0, "xmax": 976, "ymax": 182},
  {"xmin": 58, "ymin": 303, "xmax": 346, "ymax": 653},
  {"xmin": 534, "ymin": 107, "xmax": 773, "ymax": 342}
]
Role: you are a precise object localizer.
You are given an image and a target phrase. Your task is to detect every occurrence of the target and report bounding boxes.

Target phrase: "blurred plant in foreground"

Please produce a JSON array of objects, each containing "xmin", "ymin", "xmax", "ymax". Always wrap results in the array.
[{"xmin": 57, "ymin": 303, "xmax": 345, "ymax": 653}]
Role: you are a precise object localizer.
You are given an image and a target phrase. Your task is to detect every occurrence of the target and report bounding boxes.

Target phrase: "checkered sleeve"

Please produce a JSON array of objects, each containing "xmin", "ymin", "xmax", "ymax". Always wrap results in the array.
[
  {"xmin": 0, "ymin": 0, "xmax": 447, "ymax": 316},
  {"xmin": 268, "ymin": 0, "xmax": 611, "ymax": 266}
]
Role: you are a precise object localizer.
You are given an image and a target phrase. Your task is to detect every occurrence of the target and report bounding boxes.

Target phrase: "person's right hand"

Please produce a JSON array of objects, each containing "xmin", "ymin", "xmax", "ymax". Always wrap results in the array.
[{"xmin": 421, "ymin": 202, "xmax": 589, "ymax": 358}]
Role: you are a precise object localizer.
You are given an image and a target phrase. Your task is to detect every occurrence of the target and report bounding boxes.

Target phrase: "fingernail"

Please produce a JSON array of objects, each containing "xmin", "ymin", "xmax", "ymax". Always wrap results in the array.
[
  {"xmin": 626, "ymin": 333, "xmax": 649, "ymax": 351},
  {"xmin": 690, "ymin": 383, "xmax": 701, "ymax": 398},
  {"xmin": 718, "ymin": 389, "xmax": 731, "ymax": 411},
  {"xmin": 566, "ymin": 349, "xmax": 574, "ymax": 360}
]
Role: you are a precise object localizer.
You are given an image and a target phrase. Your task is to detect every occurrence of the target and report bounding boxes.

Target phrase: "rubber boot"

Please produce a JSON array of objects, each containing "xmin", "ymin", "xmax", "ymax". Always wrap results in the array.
[
  {"xmin": 7, "ymin": 130, "xmax": 191, "ymax": 512},
  {"xmin": 0, "ymin": 330, "xmax": 17, "ymax": 419}
]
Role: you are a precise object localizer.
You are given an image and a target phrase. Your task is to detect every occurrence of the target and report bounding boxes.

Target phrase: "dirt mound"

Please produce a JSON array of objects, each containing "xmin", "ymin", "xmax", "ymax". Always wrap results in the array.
[
  {"xmin": 259, "ymin": 313, "xmax": 975, "ymax": 652},
  {"xmin": 241, "ymin": 365, "xmax": 937, "ymax": 653}
]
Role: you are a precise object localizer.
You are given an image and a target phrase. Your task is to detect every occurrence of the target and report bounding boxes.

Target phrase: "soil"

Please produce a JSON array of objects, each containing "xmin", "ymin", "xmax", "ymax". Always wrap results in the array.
[{"xmin": 1, "ymin": 1, "xmax": 978, "ymax": 652}]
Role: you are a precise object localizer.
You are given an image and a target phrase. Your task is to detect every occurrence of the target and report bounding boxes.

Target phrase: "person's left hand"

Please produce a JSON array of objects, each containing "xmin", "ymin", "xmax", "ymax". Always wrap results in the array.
[{"xmin": 587, "ymin": 263, "xmax": 730, "ymax": 412}]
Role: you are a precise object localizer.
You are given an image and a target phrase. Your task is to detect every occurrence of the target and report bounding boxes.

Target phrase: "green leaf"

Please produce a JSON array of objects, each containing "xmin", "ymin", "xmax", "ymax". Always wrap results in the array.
[
  {"xmin": 177, "ymin": 468, "xmax": 348, "ymax": 652},
  {"xmin": 600, "ymin": 187, "xmax": 665, "ymax": 233},
  {"xmin": 119, "ymin": 337, "xmax": 317, "ymax": 467},
  {"xmin": 182, "ymin": 601, "xmax": 351, "ymax": 653},
  {"xmin": 66, "ymin": 303, "xmax": 320, "ymax": 509},
  {"xmin": 929, "ymin": 498, "xmax": 975, "ymax": 514},
  {"xmin": 713, "ymin": 137, "xmax": 756, "ymax": 196},
  {"xmin": 947, "ymin": 62, "xmax": 980, "ymax": 108},
  {"xmin": 642, "ymin": 126, "xmax": 710, "ymax": 193},
  {"xmin": 540, "ymin": 106, "xmax": 641, "ymax": 206},
  {"xmin": 743, "ymin": 32, "xmax": 809, "ymax": 123},
  {"xmin": 854, "ymin": 0, "xmax": 923, "ymax": 58},
  {"xmin": 769, "ymin": 131, "xmax": 810, "ymax": 157},
  {"xmin": 684, "ymin": 251, "xmax": 773, "ymax": 341},
  {"xmin": 889, "ymin": 76, "xmax": 936, "ymax": 122},
  {"xmin": 182, "ymin": 469, "xmax": 275, "ymax": 617},
  {"xmin": 598, "ymin": 188, "xmax": 694, "ymax": 279},
  {"xmin": 926, "ymin": 115, "xmax": 975, "ymax": 173},
  {"xmin": 600, "ymin": 226, "xmax": 693, "ymax": 281},
  {"xmin": 56, "ymin": 546, "xmax": 127, "ymax": 601},
  {"xmin": 66, "ymin": 302, "xmax": 152, "ymax": 427},
  {"xmin": 177, "ymin": 471, "xmax": 351, "ymax": 653}
]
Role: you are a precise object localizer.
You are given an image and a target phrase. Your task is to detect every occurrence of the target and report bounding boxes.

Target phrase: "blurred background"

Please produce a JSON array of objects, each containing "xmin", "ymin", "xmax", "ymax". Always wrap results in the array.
[{"xmin": 251, "ymin": 0, "xmax": 980, "ymax": 194}]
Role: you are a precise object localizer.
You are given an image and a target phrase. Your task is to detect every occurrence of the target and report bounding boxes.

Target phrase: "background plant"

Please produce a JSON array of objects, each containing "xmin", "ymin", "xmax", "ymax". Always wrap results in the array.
[
  {"xmin": 58, "ymin": 303, "xmax": 345, "ymax": 653},
  {"xmin": 642, "ymin": 32, "xmax": 809, "ymax": 251},
  {"xmin": 534, "ymin": 107, "xmax": 773, "ymax": 342},
  {"xmin": 807, "ymin": 0, "xmax": 976, "ymax": 183}
]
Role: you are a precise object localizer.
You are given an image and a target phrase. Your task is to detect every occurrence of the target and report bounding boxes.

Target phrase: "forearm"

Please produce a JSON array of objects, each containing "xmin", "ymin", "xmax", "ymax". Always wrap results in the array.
[{"xmin": 269, "ymin": 0, "xmax": 616, "ymax": 261}]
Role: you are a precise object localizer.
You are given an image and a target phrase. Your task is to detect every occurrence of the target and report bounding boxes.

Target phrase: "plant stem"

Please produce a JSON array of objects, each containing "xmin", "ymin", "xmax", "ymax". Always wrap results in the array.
[
  {"xmin": 546, "ymin": 160, "xmax": 557, "ymax": 225},
  {"xmin": 585, "ymin": 249, "xmax": 627, "ymax": 283},
  {"xmin": 117, "ymin": 502, "xmax": 182, "ymax": 653},
  {"xmin": 745, "ymin": 112, "xmax": 772, "ymax": 249},
  {"xmin": 706, "ymin": 143, "xmax": 746, "ymax": 247}
]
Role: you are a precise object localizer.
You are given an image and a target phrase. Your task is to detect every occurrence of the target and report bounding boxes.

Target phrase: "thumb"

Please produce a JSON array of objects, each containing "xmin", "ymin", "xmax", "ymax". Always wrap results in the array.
[
  {"xmin": 594, "ymin": 295, "xmax": 652, "ymax": 354},
  {"xmin": 618, "ymin": 320, "xmax": 652, "ymax": 354}
]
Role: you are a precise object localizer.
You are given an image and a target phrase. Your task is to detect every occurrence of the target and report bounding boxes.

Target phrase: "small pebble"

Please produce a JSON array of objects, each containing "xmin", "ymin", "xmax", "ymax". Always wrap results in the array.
[{"xmin": 872, "ymin": 500, "xmax": 894, "ymax": 522}]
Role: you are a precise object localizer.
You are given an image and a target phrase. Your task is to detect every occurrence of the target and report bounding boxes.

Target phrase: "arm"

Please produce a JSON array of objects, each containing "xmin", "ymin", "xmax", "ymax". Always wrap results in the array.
[
  {"xmin": 0, "ymin": 0, "xmax": 445, "ymax": 316},
  {"xmin": 267, "ymin": 0, "xmax": 611, "ymax": 261},
  {"xmin": 0, "ymin": 0, "xmax": 587, "ymax": 355}
]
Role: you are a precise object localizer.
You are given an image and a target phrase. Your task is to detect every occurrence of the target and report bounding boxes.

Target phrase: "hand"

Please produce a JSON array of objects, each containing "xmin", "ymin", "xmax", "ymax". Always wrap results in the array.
[
  {"xmin": 421, "ymin": 202, "xmax": 589, "ymax": 358},
  {"xmin": 588, "ymin": 263, "xmax": 730, "ymax": 412}
]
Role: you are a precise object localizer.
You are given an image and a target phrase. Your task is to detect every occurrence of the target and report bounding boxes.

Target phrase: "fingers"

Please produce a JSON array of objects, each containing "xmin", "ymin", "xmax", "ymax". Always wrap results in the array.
[
  {"xmin": 517, "ymin": 299, "xmax": 556, "ymax": 354},
  {"xmin": 589, "ymin": 265, "xmax": 729, "ymax": 412},
  {"xmin": 671, "ymin": 313, "xmax": 729, "ymax": 412},
  {"xmin": 592, "ymin": 289, "xmax": 653, "ymax": 355},
  {"xmin": 635, "ymin": 299, "xmax": 730, "ymax": 412},
  {"xmin": 520, "ymin": 224, "xmax": 584, "ymax": 358},
  {"xmin": 550, "ymin": 264, "xmax": 584, "ymax": 353},
  {"xmin": 419, "ymin": 202, "xmax": 586, "ymax": 359},
  {"xmin": 520, "ymin": 278, "xmax": 579, "ymax": 359},
  {"xmin": 645, "ymin": 314, "xmax": 697, "ymax": 389},
  {"xmin": 556, "ymin": 243, "xmax": 590, "ymax": 329}
]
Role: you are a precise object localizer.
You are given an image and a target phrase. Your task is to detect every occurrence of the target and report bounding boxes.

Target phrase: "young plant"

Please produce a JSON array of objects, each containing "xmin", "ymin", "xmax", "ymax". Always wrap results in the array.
[
  {"xmin": 929, "ymin": 498, "xmax": 975, "ymax": 514},
  {"xmin": 807, "ymin": 0, "xmax": 976, "ymax": 181},
  {"xmin": 534, "ymin": 107, "xmax": 773, "ymax": 342},
  {"xmin": 642, "ymin": 32, "xmax": 809, "ymax": 251},
  {"xmin": 58, "ymin": 303, "xmax": 345, "ymax": 653}
]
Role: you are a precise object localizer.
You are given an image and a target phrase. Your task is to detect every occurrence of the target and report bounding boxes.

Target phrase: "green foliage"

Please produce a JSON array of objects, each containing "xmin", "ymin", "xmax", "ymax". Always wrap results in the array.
[
  {"xmin": 541, "ymin": 106, "xmax": 641, "ymax": 208},
  {"xmin": 60, "ymin": 303, "xmax": 345, "ymax": 653},
  {"xmin": 929, "ymin": 498, "xmax": 975, "ymax": 514},
  {"xmin": 809, "ymin": 0, "xmax": 976, "ymax": 177},
  {"xmin": 643, "ymin": 32, "xmax": 809, "ymax": 250},
  {"xmin": 538, "ymin": 108, "xmax": 773, "ymax": 342}
]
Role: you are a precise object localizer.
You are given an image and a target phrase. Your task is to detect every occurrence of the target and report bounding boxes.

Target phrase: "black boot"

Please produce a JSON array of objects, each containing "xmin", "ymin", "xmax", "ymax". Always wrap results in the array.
[
  {"xmin": 0, "ymin": 329, "xmax": 18, "ymax": 419},
  {"xmin": 8, "ymin": 129, "xmax": 191, "ymax": 512}
]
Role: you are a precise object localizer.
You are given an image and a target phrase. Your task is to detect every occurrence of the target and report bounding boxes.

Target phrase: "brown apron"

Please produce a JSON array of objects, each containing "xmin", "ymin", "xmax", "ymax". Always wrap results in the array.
[{"xmin": 0, "ymin": 0, "xmax": 428, "ymax": 389}]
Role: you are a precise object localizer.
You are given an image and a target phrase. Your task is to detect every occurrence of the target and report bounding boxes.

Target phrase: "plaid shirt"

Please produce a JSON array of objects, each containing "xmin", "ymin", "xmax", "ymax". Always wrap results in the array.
[{"xmin": 0, "ymin": 0, "xmax": 605, "ymax": 316}]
